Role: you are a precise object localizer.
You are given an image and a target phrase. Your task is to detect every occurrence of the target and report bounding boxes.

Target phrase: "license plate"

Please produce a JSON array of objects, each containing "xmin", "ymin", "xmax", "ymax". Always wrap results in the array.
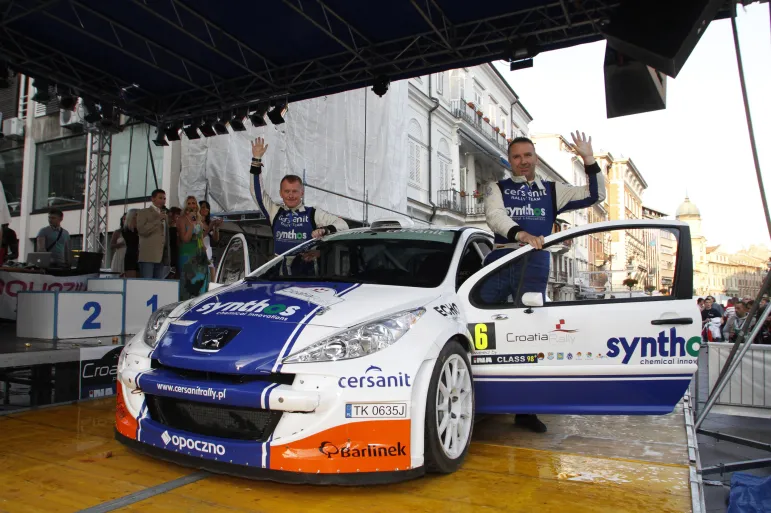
[{"xmin": 345, "ymin": 403, "xmax": 407, "ymax": 419}]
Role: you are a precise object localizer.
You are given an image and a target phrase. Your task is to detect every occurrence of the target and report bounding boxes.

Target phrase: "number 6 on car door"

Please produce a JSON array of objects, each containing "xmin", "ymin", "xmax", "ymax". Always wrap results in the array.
[{"xmin": 469, "ymin": 323, "xmax": 496, "ymax": 350}]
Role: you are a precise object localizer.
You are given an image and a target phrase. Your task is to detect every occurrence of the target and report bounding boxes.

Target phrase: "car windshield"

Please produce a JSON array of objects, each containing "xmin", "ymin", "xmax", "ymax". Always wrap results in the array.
[{"xmin": 246, "ymin": 229, "xmax": 459, "ymax": 288}]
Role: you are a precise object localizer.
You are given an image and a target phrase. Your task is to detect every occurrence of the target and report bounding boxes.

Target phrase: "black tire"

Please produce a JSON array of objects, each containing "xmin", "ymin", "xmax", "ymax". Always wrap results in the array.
[{"xmin": 424, "ymin": 339, "xmax": 475, "ymax": 474}]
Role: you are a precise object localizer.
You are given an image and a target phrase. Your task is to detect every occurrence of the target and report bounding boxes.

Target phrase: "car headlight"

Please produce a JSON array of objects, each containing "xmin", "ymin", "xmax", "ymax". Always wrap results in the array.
[
  {"xmin": 143, "ymin": 302, "xmax": 182, "ymax": 348},
  {"xmin": 283, "ymin": 308, "xmax": 425, "ymax": 364}
]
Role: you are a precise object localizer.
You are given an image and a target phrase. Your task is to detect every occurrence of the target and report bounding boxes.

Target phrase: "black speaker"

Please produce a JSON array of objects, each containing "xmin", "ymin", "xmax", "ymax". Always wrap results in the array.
[
  {"xmin": 604, "ymin": 46, "xmax": 667, "ymax": 119},
  {"xmin": 602, "ymin": 0, "xmax": 724, "ymax": 78}
]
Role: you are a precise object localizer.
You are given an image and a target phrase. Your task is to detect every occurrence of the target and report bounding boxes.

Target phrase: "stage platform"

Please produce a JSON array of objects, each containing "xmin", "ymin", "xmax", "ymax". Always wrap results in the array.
[
  {"xmin": 0, "ymin": 322, "xmax": 125, "ymax": 410},
  {"xmin": 0, "ymin": 398, "xmax": 702, "ymax": 512}
]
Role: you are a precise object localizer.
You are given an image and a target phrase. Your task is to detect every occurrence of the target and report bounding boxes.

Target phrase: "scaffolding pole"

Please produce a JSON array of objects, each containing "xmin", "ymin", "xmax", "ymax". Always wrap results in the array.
[{"xmin": 84, "ymin": 129, "xmax": 112, "ymax": 260}]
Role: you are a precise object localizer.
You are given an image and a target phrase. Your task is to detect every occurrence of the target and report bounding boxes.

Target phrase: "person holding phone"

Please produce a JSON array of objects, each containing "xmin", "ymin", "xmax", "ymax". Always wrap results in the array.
[
  {"xmin": 199, "ymin": 200, "xmax": 222, "ymax": 283},
  {"xmin": 176, "ymin": 196, "xmax": 210, "ymax": 300},
  {"xmin": 137, "ymin": 189, "xmax": 171, "ymax": 279}
]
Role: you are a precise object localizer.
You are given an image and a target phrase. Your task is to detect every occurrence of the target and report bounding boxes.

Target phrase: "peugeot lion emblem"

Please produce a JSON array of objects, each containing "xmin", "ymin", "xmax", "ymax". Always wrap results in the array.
[{"xmin": 194, "ymin": 327, "xmax": 240, "ymax": 351}]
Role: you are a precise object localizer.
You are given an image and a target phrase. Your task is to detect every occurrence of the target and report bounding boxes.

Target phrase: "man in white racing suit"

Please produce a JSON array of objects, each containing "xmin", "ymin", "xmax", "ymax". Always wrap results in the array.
[
  {"xmin": 248, "ymin": 137, "xmax": 348, "ymax": 269},
  {"xmin": 481, "ymin": 132, "xmax": 606, "ymax": 433}
]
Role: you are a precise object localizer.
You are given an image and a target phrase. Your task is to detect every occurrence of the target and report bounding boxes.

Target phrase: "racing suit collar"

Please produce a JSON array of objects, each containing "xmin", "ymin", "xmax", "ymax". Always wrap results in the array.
[
  {"xmin": 510, "ymin": 174, "xmax": 545, "ymax": 190},
  {"xmin": 281, "ymin": 204, "xmax": 307, "ymax": 213}
]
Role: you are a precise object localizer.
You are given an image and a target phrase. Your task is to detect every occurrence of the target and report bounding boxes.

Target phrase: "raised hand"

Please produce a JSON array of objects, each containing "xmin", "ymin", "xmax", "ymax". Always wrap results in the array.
[
  {"xmin": 251, "ymin": 137, "xmax": 269, "ymax": 159},
  {"xmin": 570, "ymin": 131, "xmax": 594, "ymax": 160}
]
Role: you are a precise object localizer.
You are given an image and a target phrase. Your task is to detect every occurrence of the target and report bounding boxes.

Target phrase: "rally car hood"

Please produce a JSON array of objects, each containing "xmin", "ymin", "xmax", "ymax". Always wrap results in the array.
[{"xmin": 151, "ymin": 281, "xmax": 438, "ymax": 375}]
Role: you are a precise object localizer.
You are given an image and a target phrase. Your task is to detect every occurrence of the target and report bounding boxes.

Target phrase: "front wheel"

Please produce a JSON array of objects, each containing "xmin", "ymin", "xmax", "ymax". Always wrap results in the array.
[{"xmin": 424, "ymin": 340, "xmax": 474, "ymax": 473}]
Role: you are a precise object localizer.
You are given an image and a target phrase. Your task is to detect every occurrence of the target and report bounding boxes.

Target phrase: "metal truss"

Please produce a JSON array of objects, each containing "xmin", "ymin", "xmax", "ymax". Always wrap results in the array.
[
  {"xmin": 0, "ymin": 0, "xmax": 623, "ymax": 124},
  {"xmin": 84, "ymin": 129, "xmax": 111, "ymax": 259}
]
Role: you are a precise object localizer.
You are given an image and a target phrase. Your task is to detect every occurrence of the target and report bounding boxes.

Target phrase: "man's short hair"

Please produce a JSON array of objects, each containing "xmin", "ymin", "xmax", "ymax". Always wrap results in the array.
[
  {"xmin": 151, "ymin": 189, "xmax": 166, "ymax": 198},
  {"xmin": 508, "ymin": 136, "xmax": 535, "ymax": 152},
  {"xmin": 169, "ymin": 207, "xmax": 182, "ymax": 215},
  {"xmin": 49, "ymin": 208, "xmax": 63, "ymax": 218},
  {"xmin": 280, "ymin": 174, "xmax": 304, "ymax": 187}
]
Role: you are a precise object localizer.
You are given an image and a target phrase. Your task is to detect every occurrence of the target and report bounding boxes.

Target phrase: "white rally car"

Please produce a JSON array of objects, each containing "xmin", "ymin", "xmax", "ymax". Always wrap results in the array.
[{"xmin": 116, "ymin": 218, "xmax": 700, "ymax": 484}]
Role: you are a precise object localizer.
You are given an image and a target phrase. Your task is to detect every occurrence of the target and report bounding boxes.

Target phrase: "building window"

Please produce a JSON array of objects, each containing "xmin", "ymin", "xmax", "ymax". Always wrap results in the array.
[
  {"xmin": 436, "ymin": 72, "xmax": 444, "ymax": 95},
  {"xmin": 109, "ymin": 124, "xmax": 164, "ymax": 202},
  {"xmin": 438, "ymin": 158, "xmax": 451, "ymax": 191},
  {"xmin": 409, "ymin": 139, "xmax": 420, "ymax": 184},
  {"xmin": 0, "ymin": 147, "xmax": 24, "ymax": 216},
  {"xmin": 34, "ymin": 135, "xmax": 87, "ymax": 211},
  {"xmin": 408, "ymin": 119, "xmax": 423, "ymax": 187}
]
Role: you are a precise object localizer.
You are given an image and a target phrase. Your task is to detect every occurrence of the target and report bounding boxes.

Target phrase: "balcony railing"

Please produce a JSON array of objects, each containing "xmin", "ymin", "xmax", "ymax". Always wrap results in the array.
[
  {"xmin": 450, "ymin": 99, "xmax": 508, "ymax": 153},
  {"xmin": 437, "ymin": 189, "xmax": 485, "ymax": 216}
]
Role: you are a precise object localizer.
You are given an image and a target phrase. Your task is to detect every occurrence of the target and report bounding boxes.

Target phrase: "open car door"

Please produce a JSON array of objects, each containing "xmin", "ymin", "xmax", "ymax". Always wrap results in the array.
[
  {"xmin": 211, "ymin": 234, "xmax": 251, "ymax": 290},
  {"xmin": 457, "ymin": 219, "xmax": 700, "ymax": 416}
]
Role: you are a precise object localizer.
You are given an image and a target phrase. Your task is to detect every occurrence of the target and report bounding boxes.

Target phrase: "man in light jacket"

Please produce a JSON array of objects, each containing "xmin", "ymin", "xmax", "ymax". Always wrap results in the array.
[{"xmin": 137, "ymin": 189, "xmax": 171, "ymax": 279}]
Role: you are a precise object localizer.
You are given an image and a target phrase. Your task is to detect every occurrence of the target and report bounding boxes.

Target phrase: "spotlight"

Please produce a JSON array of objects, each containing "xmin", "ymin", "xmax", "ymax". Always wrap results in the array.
[
  {"xmin": 32, "ymin": 78, "xmax": 51, "ymax": 102},
  {"xmin": 229, "ymin": 111, "xmax": 247, "ymax": 132},
  {"xmin": 509, "ymin": 59, "xmax": 534, "ymax": 71},
  {"xmin": 198, "ymin": 118, "xmax": 217, "ymax": 138},
  {"xmin": 267, "ymin": 101, "xmax": 288, "ymax": 125},
  {"xmin": 152, "ymin": 127, "xmax": 169, "ymax": 146},
  {"xmin": 213, "ymin": 117, "xmax": 229, "ymax": 135},
  {"xmin": 58, "ymin": 90, "xmax": 77, "ymax": 111},
  {"xmin": 505, "ymin": 38, "xmax": 540, "ymax": 72},
  {"xmin": 165, "ymin": 123, "xmax": 182, "ymax": 142},
  {"xmin": 249, "ymin": 105, "xmax": 268, "ymax": 127},
  {"xmin": 372, "ymin": 76, "xmax": 389, "ymax": 97},
  {"xmin": 82, "ymin": 99, "xmax": 101, "ymax": 123},
  {"xmin": 0, "ymin": 62, "xmax": 10, "ymax": 89},
  {"xmin": 183, "ymin": 121, "xmax": 200, "ymax": 139}
]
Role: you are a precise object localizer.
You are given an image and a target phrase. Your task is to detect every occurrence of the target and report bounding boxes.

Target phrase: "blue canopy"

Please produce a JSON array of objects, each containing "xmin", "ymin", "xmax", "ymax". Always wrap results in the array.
[{"xmin": 0, "ymin": 0, "xmax": 742, "ymax": 124}]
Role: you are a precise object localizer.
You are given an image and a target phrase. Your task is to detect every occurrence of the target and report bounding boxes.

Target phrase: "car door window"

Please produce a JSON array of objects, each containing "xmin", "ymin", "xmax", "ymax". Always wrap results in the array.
[
  {"xmin": 457, "ymin": 239, "xmax": 492, "ymax": 290},
  {"xmin": 471, "ymin": 226, "xmax": 680, "ymax": 308},
  {"xmin": 217, "ymin": 237, "xmax": 246, "ymax": 285}
]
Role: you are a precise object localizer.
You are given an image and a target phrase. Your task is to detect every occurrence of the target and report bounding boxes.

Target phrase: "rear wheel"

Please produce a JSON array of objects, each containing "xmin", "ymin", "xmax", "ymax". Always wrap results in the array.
[{"xmin": 424, "ymin": 340, "xmax": 474, "ymax": 473}]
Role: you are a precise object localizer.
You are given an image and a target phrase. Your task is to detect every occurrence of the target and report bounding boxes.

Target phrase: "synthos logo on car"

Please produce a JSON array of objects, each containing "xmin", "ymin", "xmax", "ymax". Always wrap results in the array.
[
  {"xmin": 318, "ymin": 441, "xmax": 407, "ymax": 459},
  {"xmin": 338, "ymin": 365, "xmax": 412, "ymax": 389}
]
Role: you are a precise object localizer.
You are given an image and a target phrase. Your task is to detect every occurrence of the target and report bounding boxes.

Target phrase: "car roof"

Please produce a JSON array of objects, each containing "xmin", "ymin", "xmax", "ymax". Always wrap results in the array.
[{"xmin": 345, "ymin": 226, "xmax": 491, "ymax": 236}]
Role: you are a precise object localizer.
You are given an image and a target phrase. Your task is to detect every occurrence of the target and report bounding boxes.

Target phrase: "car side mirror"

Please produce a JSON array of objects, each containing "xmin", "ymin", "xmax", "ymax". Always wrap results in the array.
[{"xmin": 522, "ymin": 292, "xmax": 543, "ymax": 313}]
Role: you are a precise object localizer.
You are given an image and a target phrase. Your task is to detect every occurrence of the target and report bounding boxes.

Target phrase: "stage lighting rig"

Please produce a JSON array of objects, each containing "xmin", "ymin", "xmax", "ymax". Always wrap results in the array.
[
  {"xmin": 372, "ymin": 76, "xmax": 389, "ymax": 97},
  {"xmin": 32, "ymin": 78, "xmax": 51, "ymax": 102},
  {"xmin": 58, "ymin": 90, "xmax": 77, "ymax": 111},
  {"xmin": 213, "ymin": 116, "xmax": 229, "ymax": 135},
  {"xmin": 152, "ymin": 127, "xmax": 169, "ymax": 146},
  {"xmin": 249, "ymin": 105, "xmax": 268, "ymax": 127},
  {"xmin": 198, "ymin": 118, "xmax": 217, "ymax": 138},
  {"xmin": 229, "ymin": 110, "xmax": 248, "ymax": 132},
  {"xmin": 0, "ymin": 62, "xmax": 10, "ymax": 89},
  {"xmin": 82, "ymin": 99, "xmax": 101, "ymax": 123},
  {"xmin": 505, "ymin": 38, "xmax": 540, "ymax": 72},
  {"xmin": 267, "ymin": 101, "xmax": 288, "ymax": 125},
  {"xmin": 183, "ymin": 121, "xmax": 201, "ymax": 139},
  {"xmin": 165, "ymin": 123, "xmax": 182, "ymax": 142}
]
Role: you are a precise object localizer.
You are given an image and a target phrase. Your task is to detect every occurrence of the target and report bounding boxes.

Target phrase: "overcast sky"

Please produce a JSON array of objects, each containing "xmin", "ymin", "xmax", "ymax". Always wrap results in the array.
[{"xmin": 496, "ymin": 3, "xmax": 770, "ymax": 253}]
